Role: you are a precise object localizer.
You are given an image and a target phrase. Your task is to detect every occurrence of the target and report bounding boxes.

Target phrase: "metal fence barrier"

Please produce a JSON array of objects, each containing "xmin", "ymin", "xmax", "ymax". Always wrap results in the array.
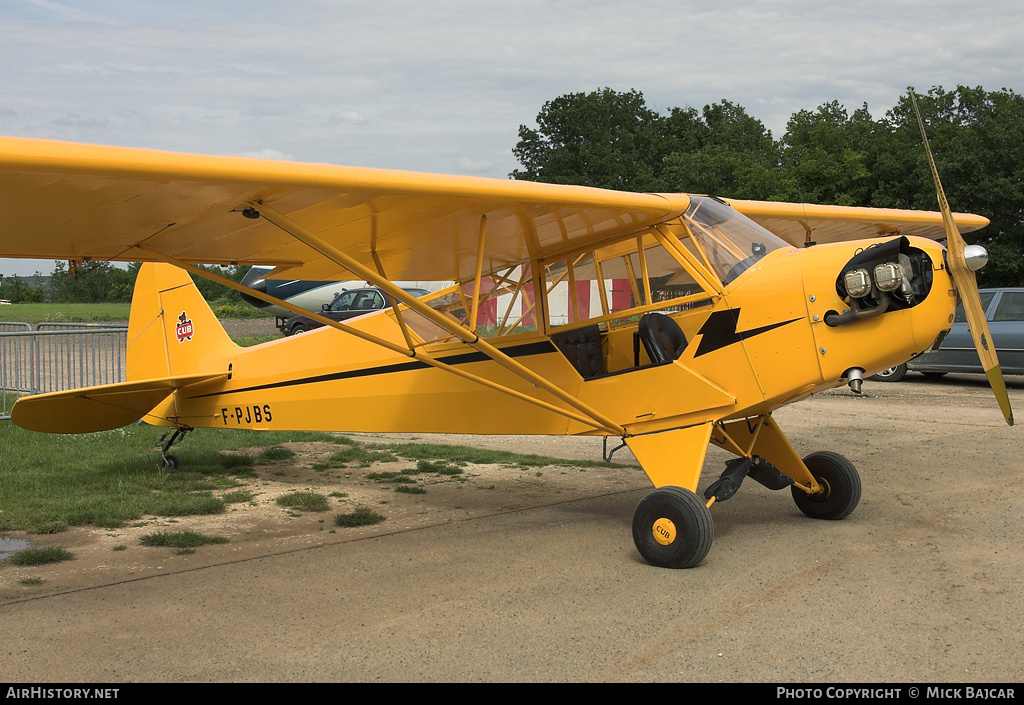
[{"xmin": 1, "ymin": 324, "xmax": 128, "ymax": 420}]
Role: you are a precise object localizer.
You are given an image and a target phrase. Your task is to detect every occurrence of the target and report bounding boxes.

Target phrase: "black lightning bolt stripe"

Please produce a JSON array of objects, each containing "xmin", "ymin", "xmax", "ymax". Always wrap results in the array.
[
  {"xmin": 694, "ymin": 309, "xmax": 802, "ymax": 358},
  {"xmin": 187, "ymin": 340, "xmax": 558, "ymax": 399}
]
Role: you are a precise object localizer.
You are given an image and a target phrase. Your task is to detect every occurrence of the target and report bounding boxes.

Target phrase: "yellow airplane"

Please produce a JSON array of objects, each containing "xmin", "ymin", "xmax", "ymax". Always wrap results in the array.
[{"xmin": 0, "ymin": 103, "xmax": 1012, "ymax": 568}]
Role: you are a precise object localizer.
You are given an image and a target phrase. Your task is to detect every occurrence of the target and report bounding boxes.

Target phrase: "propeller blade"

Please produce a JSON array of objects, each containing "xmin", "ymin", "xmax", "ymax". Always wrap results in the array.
[{"xmin": 911, "ymin": 90, "xmax": 1013, "ymax": 426}]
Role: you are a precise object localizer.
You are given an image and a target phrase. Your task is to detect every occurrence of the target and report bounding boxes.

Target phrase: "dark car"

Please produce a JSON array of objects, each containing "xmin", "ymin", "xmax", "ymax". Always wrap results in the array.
[
  {"xmin": 277, "ymin": 286, "xmax": 429, "ymax": 335},
  {"xmin": 872, "ymin": 288, "xmax": 1024, "ymax": 381}
]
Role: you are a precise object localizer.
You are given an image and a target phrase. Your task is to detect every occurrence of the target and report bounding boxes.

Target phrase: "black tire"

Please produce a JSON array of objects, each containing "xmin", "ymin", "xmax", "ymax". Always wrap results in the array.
[
  {"xmin": 870, "ymin": 363, "xmax": 907, "ymax": 382},
  {"xmin": 162, "ymin": 454, "xmax": 179, "ymax": 470},
  {"xmin": 289, "ymin": 323, "xmax": 307, "ymax": 335},
  {"xmin": 632, "ymin": 486, "xmax": 713, "ymax": 568},
  {"xmin": 792, "ymin": 451, "xmax": 861, "ymax": 520}
]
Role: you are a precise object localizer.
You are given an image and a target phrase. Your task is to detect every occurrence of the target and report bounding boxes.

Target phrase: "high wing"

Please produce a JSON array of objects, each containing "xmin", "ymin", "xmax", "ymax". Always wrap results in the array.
[
  {"xmin": 0, "ymin": 136, "xmax": 691, "ymax": 283},
  {"xmin": 726, "ymin": 198, "xmax": 988, "ymax": 247},
  {"xmin": 0, "ymin": 137, "xmax": 991, "ymax": 282}
]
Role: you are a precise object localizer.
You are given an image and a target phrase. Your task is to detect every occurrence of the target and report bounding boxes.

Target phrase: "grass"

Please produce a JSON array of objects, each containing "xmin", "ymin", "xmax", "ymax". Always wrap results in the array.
[
  {"xmin": 414, "ymin": 459, "xmax": 464, "ymax": 475},
  {"xmin": 0, "ymin": 419, "xmax": 627, "ymax": 538},
  {"xmin": 334, "ymin": 507, "xmax": 385, "ymax": 527},
  {"xmin": 0, "ymin": 303, "xmax": 131, "ymax": 324},
  {"xmin": 139, "ymin": 531, "xmax": 229, "ymax": 548},
  {"xmin": 258, "ymin": 446, "xmax": 296, "ymax": 463},
  {"xmin": 395, "ymin": 485, "xmax": 427, "ymax": 494},
  {"xmin": 275, "ymin": 491, "xmax": 330, "ymax": 512},
  {"xmin": 9, "ymin": 547, "xmax": 75, "ymax": 566},
  {"xmin": 233, "ymin": 334, "xmax": 283, "ymax": 347},
  {"xmin": 221, "ymin": 490, "xmax": 256, "ymax": 504},
  {"xmin": 375, "ymin": 442, "xmax": 621, "ymax": 469},
  {"xmin": 0, "ymin": 424, "xmax": 337, "ymax": 533},
  {"xmin": 0, "ymin": 302, "xmax": 275, "ymax": 325},
  {"xmin": 312, "ymin": 444, "xmax": 398, "ymax": 469}
]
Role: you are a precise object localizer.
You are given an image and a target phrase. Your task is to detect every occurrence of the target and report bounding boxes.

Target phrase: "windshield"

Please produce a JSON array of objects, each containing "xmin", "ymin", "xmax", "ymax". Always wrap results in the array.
[{"xmin": 683, "ymin": 197, "xmax": 790, "ymax": 284}]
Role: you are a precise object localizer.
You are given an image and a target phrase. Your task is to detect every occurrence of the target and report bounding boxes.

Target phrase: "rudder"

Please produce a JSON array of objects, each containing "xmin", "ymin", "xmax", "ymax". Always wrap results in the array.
[{"xmin": 128, "ymin": 263, "xmax": 239, "ymax": 381}]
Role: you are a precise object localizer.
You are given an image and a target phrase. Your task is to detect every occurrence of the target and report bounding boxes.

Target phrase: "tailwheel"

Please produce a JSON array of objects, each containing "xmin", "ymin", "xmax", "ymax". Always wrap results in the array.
[
  {"xmin": 156, "ymin": 426, "xmax": 192, "ymax": 470},
  {"xmin": 791, "ymin": 451, "xmax": 861, "ymax": 520},
  {"xmin": 632, "ymin": 486, "xmax": 713, "ymax": 568}
]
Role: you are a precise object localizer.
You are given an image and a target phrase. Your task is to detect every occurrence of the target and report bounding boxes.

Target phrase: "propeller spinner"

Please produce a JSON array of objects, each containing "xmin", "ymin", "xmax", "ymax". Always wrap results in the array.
[{"xmin": 911, "ymin": 90, "xmax": 1014, "ymax": 425}]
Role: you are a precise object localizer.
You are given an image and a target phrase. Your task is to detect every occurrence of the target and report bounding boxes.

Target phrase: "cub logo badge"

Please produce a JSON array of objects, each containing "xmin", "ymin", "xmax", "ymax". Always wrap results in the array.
[{"xmin": 175, "ymin": 311, "xmax": 194, "ymax": 342}]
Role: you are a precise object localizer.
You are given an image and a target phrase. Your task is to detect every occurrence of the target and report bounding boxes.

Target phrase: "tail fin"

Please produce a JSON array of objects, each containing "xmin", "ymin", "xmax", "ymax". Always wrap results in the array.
[{"xmin": 128, "ymin": 263, "xmax": 239, "ymax": 381}]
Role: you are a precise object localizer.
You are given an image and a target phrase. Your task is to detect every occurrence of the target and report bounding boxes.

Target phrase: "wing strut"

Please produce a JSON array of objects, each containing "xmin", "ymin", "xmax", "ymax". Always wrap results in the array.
[
  {"xmin": 248, "ymin": 202, "xmax": 626, "ymax": 436},
  {"xmin": 132, "ymin": 244, "xmax": 624, "ymax": 436}
]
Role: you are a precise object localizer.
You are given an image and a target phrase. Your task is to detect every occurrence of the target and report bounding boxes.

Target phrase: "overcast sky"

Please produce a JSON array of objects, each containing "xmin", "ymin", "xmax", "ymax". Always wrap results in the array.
[{"xmin": 2, "ymin": 0, "xmax": 1023, "ymax": 277}]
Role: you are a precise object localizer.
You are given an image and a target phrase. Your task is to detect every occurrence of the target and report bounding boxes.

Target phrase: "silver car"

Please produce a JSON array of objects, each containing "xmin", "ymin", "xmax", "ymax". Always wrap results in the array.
[{"xmin": 872, "ymin": 288, "xmax": 1024, "ymax": 381}]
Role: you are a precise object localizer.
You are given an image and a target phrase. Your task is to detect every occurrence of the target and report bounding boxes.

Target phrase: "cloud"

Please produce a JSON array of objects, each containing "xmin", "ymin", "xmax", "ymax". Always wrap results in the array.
[
  {"xmin": 236, "ymin": 148, "xmax": 294, "ymax": 161},
  {"xmin": 456, "ymin": 156, "xmax": 495, "ymax": 174},
  {"xmin": 0, "ymin": 0, "xmax": 1022, "ymax": 179},
  {"xmin": 25, "ymin": 0, "xmax": 126, "ymax": 25}
]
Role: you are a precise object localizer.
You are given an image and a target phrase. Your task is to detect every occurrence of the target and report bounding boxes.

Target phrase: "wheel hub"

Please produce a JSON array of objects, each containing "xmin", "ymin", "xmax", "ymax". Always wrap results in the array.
[{"xmin": 652, "ymin": 517, "xmax": 676, "ymax": 545}]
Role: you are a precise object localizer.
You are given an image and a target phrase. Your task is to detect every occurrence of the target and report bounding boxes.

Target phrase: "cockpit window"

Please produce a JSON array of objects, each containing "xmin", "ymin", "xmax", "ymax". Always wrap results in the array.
[{"xmin": 683, "ymin": 197, "xmax": 790, "ymax": 284}]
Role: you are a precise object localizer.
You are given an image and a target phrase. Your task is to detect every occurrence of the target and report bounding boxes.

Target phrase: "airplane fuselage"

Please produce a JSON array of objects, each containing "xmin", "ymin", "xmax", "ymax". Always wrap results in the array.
[{"xmin": 143, "ymin": 235, "xmax": 954, "ymax": 446}]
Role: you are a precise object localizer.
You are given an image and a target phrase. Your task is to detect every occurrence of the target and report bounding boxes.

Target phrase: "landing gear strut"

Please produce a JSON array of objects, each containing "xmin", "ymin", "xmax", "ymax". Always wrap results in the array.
[{"xmin": 156, "ymin": 426, "xmax": 193, "ymax": 469}]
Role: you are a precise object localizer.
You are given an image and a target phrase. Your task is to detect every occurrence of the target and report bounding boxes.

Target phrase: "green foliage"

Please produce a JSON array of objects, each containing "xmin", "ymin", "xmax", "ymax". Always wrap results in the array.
[
  {"xmin": 0, "ymin": 302, "xmax": 131, "ymax": 323},
  {"xmin": 780, "ymin": 101, "xmax": 877, "ymax": 206},
  {"xmin": 0, "ymin": 274, "xmax": 45, "ymax": 303},
  {"xmin": 9, "ymin": 547, "xmax": 75, "ymax": 566},
  {"xmin": 414, "ymin": 459, "xmax": 464, "ymax": 476},
  {"xmin": 395, "ymin": 485, "xmax": 426, "ymax": 495},
  {"xmin": 275, "ymin": 491, "xmax": 330, "ymax": 512},
  {"xmin": 334, "ymin": 507, "xmax": 385, "ymax": 527},
  {"xmin": 662, "ymin": 100, "xmax": 783, "ymax": 199},
  {"xmin": 49, "ymin": 261, "xmax": 136, "ymax": 304},
  {"xmin": 512, "ymin": 88, "xmax": 668, "ymax": 191},
  {"xmin": 0, "ymin": 424, "xmax": 337, "ymax": 533},
  {"xmin": 213, "ymin": 303, "xmax": 274, "ymax": 319},
  {"xmin": 379, "ymin": 442, "xmax": 619, "ymax": 468},
  {"xmin": 0, "ymin": 261, "xmax": 269, "ymax": 309},
  {"xmin": 187, "ymin": 264, "xmax": 252, "ymax": 306},
  {"xmin": 258, "ymin": 446, "xmax": 296, "ymax": 463},
  {"xmin": 139, "ymin": 531, "xmax": 229, "ymax": 548},
  {"xmin": 512, "ymin": 85, "xmax": 1024, "ymax": 286}
]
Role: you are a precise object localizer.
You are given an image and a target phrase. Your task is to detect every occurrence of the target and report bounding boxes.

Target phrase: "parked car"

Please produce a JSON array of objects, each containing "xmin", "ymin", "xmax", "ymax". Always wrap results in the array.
[
  {"xmin": 277, "ymin": 286, "xmax": 429, "ymax": 335},
  {"xmin": 872, "ymin": 288, "xmax": 1024, "ymax": 381}
]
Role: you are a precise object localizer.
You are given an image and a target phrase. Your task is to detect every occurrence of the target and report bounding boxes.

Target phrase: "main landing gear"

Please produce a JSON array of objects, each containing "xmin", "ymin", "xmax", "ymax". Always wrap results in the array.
[
  {"xmin": 631, "ymin": 450, "xmax": 861, "ymax": 568},
  {"xmin": 632, "ymin": 487, "xmax": 713, "ymax": 569}
]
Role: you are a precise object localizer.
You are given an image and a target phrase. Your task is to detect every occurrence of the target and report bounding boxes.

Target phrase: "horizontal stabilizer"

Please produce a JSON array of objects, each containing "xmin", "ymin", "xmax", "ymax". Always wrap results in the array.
[{"xmin": 11, "ymin": 373, "xmax": 227, "ymax": 434}]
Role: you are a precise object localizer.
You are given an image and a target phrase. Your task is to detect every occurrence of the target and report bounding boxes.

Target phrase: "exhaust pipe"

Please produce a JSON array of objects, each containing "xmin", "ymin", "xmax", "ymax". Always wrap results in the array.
[{"xmin": 845, "ymin": 367, "xmax": 865, "ymax": 394}]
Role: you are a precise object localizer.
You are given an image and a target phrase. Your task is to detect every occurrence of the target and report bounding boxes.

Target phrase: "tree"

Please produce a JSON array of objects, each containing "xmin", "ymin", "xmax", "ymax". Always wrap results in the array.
[
  {"xmin": 189, "ymin": 264, "xmax": 250, "ymax": 304},
  {"xmin": 780, "ymin": 101, "xmax": 878, "ymax": 206},
  {"xmin": 0, "ymin": 273, "xmax": 45, "ymax": 303},
  {"xmin": 512, "ymin": 86, "xmax": 1024, "ymax": 285},
  {"xmin": 661, "ymin": 100, "xmax": 782, "ymax": 200},
  {"xmin": 49, "ymin": 261, "xmax": 103, "ymax": 303},
  {"xmin": 511, "ymin": 88, "xmax": 667, "ymax": 191},
  {"xmin": 876, "ymin": 87, "xmax": 1024, "ymax": 286}
]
